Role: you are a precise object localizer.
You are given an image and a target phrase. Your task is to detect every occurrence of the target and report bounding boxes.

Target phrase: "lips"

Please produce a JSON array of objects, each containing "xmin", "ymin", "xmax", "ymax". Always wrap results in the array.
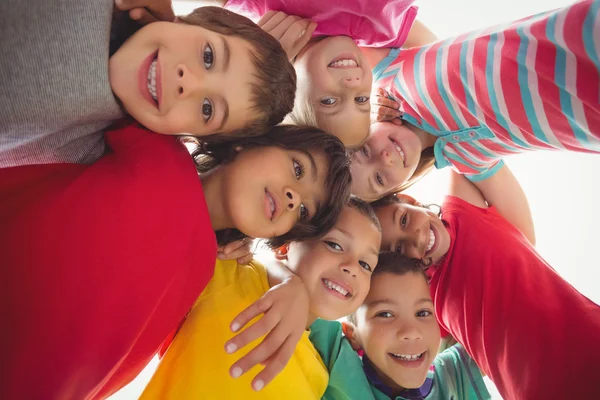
[
  {"xmin": 263, "ymin": 188, "xmax": 281, "ymax": 221},
  {"xmin": 388, "ymin": 351, "xmax": 427, "ymax": 369},
  {"xmin": 139, "ymin": 50, "xmax": 160, "ymax": 109},
  {"xmin": 321, "ymin": 278, "xmax": 353, "ymax": 300},
  {"xmin": 389, "ymin": 137, "xmax": 406, "ymax": 167},
  {"xmin": 328, "ymin": 53, "xmax": 360, "ymax": 69},
  {"xmin": 425, "ymin": 224, "xmax": 438, "ymax": 258}
]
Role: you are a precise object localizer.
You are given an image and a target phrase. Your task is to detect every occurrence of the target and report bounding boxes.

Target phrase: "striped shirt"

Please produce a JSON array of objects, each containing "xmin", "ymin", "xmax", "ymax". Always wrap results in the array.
[{"xmin": 373, "ymin": 0, "xmax": 600, "ymax": 181}]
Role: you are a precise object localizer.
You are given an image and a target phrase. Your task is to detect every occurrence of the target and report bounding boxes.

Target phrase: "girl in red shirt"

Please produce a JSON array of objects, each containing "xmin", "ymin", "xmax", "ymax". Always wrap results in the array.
[
  {"xmin": 372, "ymin": 171, "xmax": 600, "ymax": 400},
  {"xmin": 0, "ymin": 123, "xmax": 351, "ymax": 400}
]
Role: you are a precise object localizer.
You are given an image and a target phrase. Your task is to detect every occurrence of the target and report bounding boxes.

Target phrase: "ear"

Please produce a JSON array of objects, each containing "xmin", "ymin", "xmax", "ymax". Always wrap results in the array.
[
  {"xmin": 341, "ymin": 321, "xmax": 363, "ymax": 352},
  {"xmin": 273, "ymin": 243, "xmax": 290, "ymax": 260}
]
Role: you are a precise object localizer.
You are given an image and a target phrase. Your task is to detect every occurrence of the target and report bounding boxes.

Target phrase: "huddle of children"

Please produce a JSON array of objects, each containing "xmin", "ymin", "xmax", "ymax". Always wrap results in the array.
[{"xmin": 1, "ymin": 0, "xmax": 599, "ymax": 399}]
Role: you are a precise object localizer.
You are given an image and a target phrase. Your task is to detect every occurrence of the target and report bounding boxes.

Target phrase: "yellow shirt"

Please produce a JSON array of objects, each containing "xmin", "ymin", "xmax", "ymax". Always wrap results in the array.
[{"xmin": 140, "ymin": 259, "xmax": 328, "ymax": 399}]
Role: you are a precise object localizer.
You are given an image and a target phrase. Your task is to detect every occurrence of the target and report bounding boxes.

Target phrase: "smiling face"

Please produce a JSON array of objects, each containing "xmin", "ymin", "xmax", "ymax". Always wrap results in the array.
[
  {"xmin": 109, "ymin": 21, "xmax": 257, "ymax": 136},
  {"xmin": 351, "ymin": 122, "xmax": 422, "ymax": 201},
  {"xmin": 219, "ymin": 146, "xmax": 330, "ymax": 239},
  {"xmin": 375, "ymin": 198, "xmax": 450, "ymax": 265},
  {"xmin": 353, "ymin": 271, "xmax": 441, "ymax": 392},
  {"xmin": 293, "ymin": 36, "xmax": 372, "ymax": 147},
  {"xmin": 286, "ymin": 206, "xmax": 382, "ymax": 321}
]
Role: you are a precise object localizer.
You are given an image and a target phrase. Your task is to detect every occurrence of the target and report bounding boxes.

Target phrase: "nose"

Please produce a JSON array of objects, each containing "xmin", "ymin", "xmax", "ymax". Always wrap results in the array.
[
  {"xmin": 404, "ymin": 224, "xmax": 427, "ymax": 258},
  {"xmin": 283, "ymin": 187, "xmax": 301, "ymax": 212},
  {"xmin": 176, "ymin": 64, "xmax": 203, "ymax": 98},
  {"xmin": 397, "ymin": 321, "xmax": 422, "ymax": 341},
  {"xmin": 379, "ymin": 149, "xmax": 394, "ymax": 166},
  {"xmin": 341, "ymin": 76, "xmax": 362, "ymax": 89},
  {"xmin": 340, "ymin": 257, "xmax": 359, "ymax": 278}
]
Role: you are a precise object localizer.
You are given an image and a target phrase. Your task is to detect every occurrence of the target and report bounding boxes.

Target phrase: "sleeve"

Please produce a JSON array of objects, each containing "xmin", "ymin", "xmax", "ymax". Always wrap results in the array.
[
  {"xmin": 308, "ymin": 320, "xmax": 376, "ymax": 400},
  {"xmin": 434, "ymin": 344, "xmax": 491, "ymax": 400}
]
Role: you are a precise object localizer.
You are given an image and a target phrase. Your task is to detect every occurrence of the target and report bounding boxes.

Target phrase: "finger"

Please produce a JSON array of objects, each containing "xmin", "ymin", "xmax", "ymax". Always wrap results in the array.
[
  {"xmin": 278, "ymin": 19, "xmax": 311, "ymax": 59},
  {"xmin": 378, "ymin": 107, "xmax": 402, "ymax": 120},
  {"xmin": 391, "ymin": 118, "xmax": 404, "ymax": 126},
  {"xmin": 226, "ymin": 308, "xmax": 280, "ymax": 354},
  {"xmin": 376, "ymin": 87, "xmax": 391, "ymax": 98},
  {"xmin": 237, "ymin": 253, "xmax": 254, "ymax": 265},
  {"xmin": 268, "ymin": 15, "xmax": 302, "ymax": 40},
  {"xmin": 372, "ymin": 96, "xmax": 400, "ymax": 109},
  {"xmin": 286, "ymin": 20, "xmax": 316, "ymax": 59},
  {"xmin": 229, "ymin": 326, "xmax": 289, "ymax": 382},
  {"xmin": 257, "ymin": 10, "xmax": 280, "ymax": 28},
  {"xmin": 129, "ymin": 8, "xmax": 159, "ymax": 24},
  {"xmin": 229, "ymin": 295, "xmax": 273, "ymax": 334},
  {"xmin": 219, "ymin": 245, "xmax": 253, "ymax": 261},
  {"xmin": 258, "ymin": 11, "xmax": 289, "ymax": 32},
  {"xmin": 114, "ymin": 0, "xmax": 138, "ymax": 11},
  {"xmin": 218, "ymin": 239, "xmax": 248, "ymax": 256},
  {"xmin": 250, "ymin": 334, "xmax": 298, "ymax": 391}
]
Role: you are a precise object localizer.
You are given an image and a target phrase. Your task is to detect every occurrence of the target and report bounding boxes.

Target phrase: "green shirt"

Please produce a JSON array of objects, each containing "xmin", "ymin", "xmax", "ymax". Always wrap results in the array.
[{"xmin": 309, "ymin": 319, "xmax": 490, "ymax": 400}]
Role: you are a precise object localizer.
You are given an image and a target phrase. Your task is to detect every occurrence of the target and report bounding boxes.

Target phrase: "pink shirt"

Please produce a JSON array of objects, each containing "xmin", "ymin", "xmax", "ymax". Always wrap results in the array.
[{"xmin": 225, "ymin": 0, "xmax": 418, "ymax": 48}]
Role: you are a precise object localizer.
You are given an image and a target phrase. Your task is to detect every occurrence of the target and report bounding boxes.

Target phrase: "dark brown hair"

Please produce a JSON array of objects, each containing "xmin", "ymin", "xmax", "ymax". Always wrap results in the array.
[
  {"xmin": 347, "ymin": 197, "xmax": 381, "ymax": 232},
  {"xmin": 346, "ymin": 251, "xmax": 426, "ymax": 326},
  {"xmin": 179, "ymin": 7, "xmax": 297, "ymax": 140},
  {"xmin": 192, "ymin": 125, "xmax": 352, "ymax": 247}
]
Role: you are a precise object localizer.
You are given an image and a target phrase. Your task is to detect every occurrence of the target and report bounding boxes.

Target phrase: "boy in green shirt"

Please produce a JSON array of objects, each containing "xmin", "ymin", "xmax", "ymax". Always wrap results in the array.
[{"xmin": 309, "ymin": 252, "xmax": 490, "ymax": 400}]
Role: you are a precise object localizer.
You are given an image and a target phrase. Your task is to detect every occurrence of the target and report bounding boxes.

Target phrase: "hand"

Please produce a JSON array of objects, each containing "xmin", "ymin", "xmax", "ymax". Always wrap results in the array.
[
  {"xmin": 217, "ymin": 238, "xmax": 254, "ymax": 265},
  {"xmin": 225, "ymin": 275, "xmax": 309, "ymax": 391},
  {"xmin": 114, "ymin": 0, "xmax": 176, "ymax": 24},
  {"xmin": 371, "ymin": 88, "xmax": 403, "ymax": 125},
  {"xmin": 258, "ymin": 11, "xmax": 317, "ymax": 60}
]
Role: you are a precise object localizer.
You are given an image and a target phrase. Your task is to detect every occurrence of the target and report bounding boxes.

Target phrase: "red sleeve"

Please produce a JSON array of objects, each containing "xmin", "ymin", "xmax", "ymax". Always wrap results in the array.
[{"xmin": 0, "ymin": 124, "xmax": 218, "ymax": 399}]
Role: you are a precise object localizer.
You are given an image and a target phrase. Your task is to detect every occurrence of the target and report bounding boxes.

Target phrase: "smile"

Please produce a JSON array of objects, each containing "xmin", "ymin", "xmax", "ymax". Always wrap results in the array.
[
  {"xmin": 328, "ymin": 58, "xmax": 358, "ymax": 68},
  {"xmin": 389, "ymin": 351, "xmax": 425, "ymax": 361},
  {"xmin": 389, "ymin": 137, "xmax": 406, "ymax": 166},
  {"xmin": 322, "ymin": 278, "xmax": 352, "ymax": 299},
  {"xmin": 147, "ymin": 58, "xmax": 158, "ymax": 103},
  {"xmin": 425, "ymin": 225, "xmax": 439, "ymax": 257},
  {"xmin": 264, "ymin": 189, "xmax": 278, "ymax": 221}
]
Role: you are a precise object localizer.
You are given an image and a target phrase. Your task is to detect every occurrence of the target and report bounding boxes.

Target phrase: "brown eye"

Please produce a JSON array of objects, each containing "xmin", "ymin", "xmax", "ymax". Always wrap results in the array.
[
  {"xmin": 203, "ymin": 45, "xmax": 213, "ymax": 69},
  {"xmin": 202, "ymin": 99, "xmax": 212, "ymax": 122}
]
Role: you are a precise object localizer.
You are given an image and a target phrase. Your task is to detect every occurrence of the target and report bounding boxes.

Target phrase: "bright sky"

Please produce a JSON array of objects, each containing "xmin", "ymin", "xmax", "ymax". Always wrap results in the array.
[{"xmin": 110, "ymin": 1, "xmax": 599, "ymax": 398}]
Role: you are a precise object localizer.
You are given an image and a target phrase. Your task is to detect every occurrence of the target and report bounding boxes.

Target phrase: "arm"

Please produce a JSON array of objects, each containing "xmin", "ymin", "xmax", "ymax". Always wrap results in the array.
[
  {"xmin": 448, "ymin": 166, "xmax": 536, "ymax": 245},
  {"xmin": 224, "ymin": 259, "xmax": 309, "ymax": 390},
  {"xmin": 471, "ymin": 165, "xmax": 536, "ymax": 245},
  {"xmin": 401, "ymin": 20, "xmax": 438, "ymax": 48}
]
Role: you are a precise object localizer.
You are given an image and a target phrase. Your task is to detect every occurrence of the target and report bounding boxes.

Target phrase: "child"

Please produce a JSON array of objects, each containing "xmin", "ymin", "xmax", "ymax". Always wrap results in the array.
[
  {"xmin": 371, "ymin": 170, "xmax": 600, "ymax": 399},
  {"xmin": 139, "ymin": 198, "xmax": 382, "ymax": 399},
  {"xmin": 308, "ymin": 251, "xmax": 490, "ymax": 399},
  {"xmin": 117, "ymin": 0, "xmax": 438, "ymax": 147},
  {"xmin": 0, "ymin": 124, "xmax": 351, "ymax": 399},
  {"xmin": 352, "ymin": 0, "xmax": 600, "ymax": 200},
  {"xmin": 223, "ymin": 0, "xmax": 433, "ymax": 147},
  {"xmin": 0, "ymin": 1, "xmax": 295, "ymax": 167}
]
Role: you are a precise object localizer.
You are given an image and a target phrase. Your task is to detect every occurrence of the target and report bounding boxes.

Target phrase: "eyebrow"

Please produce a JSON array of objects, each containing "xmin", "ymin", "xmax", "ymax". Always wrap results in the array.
[
  {"xmin": 367, "ymin": 299, "xmax": 397, "ymax": 308},
  {"xmin": 217, "ymin": 98, "xmax": 229, "ymax": 132},
  {"xmin": 220, "ymin": 36, "xmax": 231, "ymax": 73},
  {"xmin": 416, "ymin": 298, "xmax": 434, "ymax": 305}
]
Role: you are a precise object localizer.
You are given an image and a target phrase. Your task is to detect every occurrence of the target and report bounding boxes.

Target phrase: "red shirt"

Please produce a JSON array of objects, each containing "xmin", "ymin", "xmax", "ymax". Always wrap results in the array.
[
  {"xmin": 429, "ymin": 196, "xmax": 600, "ymax": 400},
  {"xmin": 0, "ymin": 124, "xmax": 218, "ymax": 399}
]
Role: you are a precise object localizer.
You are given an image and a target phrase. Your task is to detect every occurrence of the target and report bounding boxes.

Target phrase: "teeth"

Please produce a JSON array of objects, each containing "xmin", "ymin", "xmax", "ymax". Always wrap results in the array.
[
  {"xmin": 268, "ymin": 193, "xmax": 275, "ymax": 216},
  {"xmin": 391, "ymin": 352, "xmax": 424, "ymax": 361},
  {"xmin": 323, "ymin": 279, "xmax": 349, "ymax": 297},
  {"xmin": 427, "ymin": 229, "xmax": 435, "ymax": 252},
  {"xmin": 328, "ymin": 58, "xmax": 358, "ymax": 68},
  {"xmin": 391, "ymin": 139, "xmax": 405, "ymax": 163},
  {"xmin": 147, "ymin": 59, "xmax": 158, "ymax": 102}
]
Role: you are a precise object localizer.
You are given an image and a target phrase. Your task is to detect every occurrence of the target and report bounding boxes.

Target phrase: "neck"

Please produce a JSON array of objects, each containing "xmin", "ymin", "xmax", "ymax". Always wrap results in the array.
[
  {"xmin": 200, "ymin": 166, "xmax": 233, "ymax": 232},
  {"xmin": 407, "ymin": 123, "xmax": 437, "ymax": 151},
  {"xmin": 306, "ymin": 314, "xmax": 317, "ymax": 329}
]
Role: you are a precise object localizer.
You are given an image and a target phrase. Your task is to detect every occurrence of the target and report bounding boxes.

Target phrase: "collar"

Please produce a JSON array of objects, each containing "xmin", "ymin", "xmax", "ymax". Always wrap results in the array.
[{"xmin": 363, "ymin": 356, "xmax": 435, "ymax": 399}]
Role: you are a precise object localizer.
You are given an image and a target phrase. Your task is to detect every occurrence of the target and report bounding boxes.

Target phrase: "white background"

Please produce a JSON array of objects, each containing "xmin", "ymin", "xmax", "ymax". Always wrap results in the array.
[{"xmin": 110, "ymin": 0, "xmax": 599, "ymax": 398}]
